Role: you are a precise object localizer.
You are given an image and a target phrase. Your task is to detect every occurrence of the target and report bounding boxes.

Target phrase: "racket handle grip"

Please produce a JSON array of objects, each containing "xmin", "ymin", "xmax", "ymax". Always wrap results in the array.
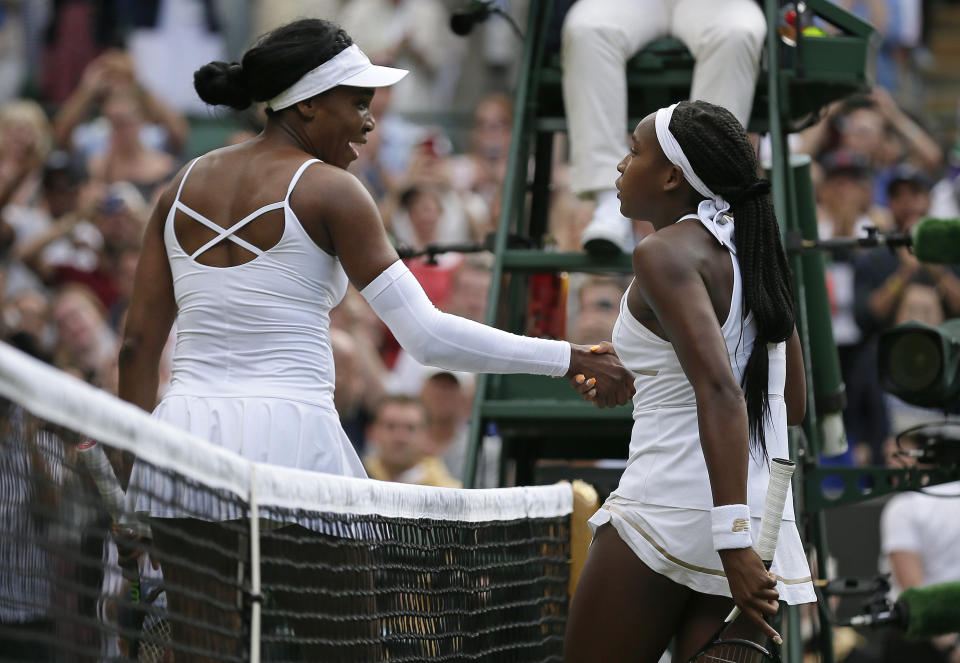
[
  {"xmin": 77, "ymin": 439, "xmax": 125, "ymax": 520},
  {"xmin": 755, "ymin": 458, "xmax": 796, "ymax": 562},
  {"xmin": 722, "ymin": 458, "xmax": 795, "ymax": 624}
]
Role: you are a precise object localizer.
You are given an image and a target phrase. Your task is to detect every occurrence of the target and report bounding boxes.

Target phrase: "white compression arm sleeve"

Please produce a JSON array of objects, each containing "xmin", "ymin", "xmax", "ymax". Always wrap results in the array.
[{"xmin": 361, "ymin": 261, "xmax": 571, "ymax": 377}]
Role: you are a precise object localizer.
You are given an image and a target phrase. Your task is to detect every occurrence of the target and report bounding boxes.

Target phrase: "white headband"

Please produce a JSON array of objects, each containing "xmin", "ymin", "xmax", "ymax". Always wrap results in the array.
[
  {"xmin": 655, "ymin": 103, "xmax": 725, "ymax": 203},
  {"xmin": 266, "ymin": 44, "xmax": 408, "ymax": 111},
  {"xmin": 654, "ymin": 103, "xmax": 735, "ymax": 253}
]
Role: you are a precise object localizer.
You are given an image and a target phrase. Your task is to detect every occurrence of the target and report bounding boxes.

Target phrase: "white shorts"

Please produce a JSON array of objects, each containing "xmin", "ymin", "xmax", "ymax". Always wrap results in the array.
[{"xmin": 588, "ymin": 494, "xmax": 816, "ymax": 604}]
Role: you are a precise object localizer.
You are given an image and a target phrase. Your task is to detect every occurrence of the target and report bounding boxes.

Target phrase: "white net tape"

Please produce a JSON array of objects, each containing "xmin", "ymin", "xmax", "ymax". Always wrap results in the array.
[{"xmin": 0, "ymin": 342, "xmax": 571, "ymax": 523}]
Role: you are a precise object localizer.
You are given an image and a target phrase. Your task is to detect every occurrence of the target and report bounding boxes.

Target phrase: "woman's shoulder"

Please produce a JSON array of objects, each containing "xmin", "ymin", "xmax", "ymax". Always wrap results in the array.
[
  {"xmin": 631, "ymin": 222, "xmax": 709, "ymax": 269},
  {"xmin": 630, "ymin": 228, "xmax": 699, "ymax": 289},
  {"xmin": 293, "ymin": 157, "xmax": 375, "ymax": 200},
  {"xmin": 188, "ymin": 144, "xmax": 344, "ymax": 187},
  {"xmin": 631, "ymin": 221, "xmax": 732, "ymax": 303},
  {"xmin": 285, "ymin": 157, "xmax": 380, "ymax": 233}
]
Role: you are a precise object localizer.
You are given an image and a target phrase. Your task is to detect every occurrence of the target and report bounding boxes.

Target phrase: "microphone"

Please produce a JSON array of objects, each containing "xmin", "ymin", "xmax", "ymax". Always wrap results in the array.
[
  {"xmin": 450, "ymin": 1, "xmax": 494, "ymax": 36},
  {"xmin": 786, "ymin": 217, "xmax": 960, "ymax": 265},
  {"xmin": 847, "ymin": 581, "xmax": 960, "ymax": 640},
  {"xmin": 913, "ymin": 217, "xmax": 960, "ymax": 264}
]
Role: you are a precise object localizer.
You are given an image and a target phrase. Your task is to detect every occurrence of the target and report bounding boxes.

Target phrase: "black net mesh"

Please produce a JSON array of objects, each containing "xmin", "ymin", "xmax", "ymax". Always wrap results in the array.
[
  {"xmin": 0, "ymin": 348, "xmax": 571, "ymax": 663},
  {"xmin": 0, "ymin": 398, "xmax": 249, "ymax": 663},
  {"xmin": 256, "ymin": 508, "xmax": 569, "ymax": 662}
]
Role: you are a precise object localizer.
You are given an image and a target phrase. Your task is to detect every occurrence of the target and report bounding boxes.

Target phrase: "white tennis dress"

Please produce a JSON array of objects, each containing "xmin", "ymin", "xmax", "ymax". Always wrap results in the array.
[
  {"xmin": 129, "ymin": 157, "xmax": 367, "ymax": 519},
  {"xmin": 588, "ymin": 213, "xmax": 816, "ymax": 604}
]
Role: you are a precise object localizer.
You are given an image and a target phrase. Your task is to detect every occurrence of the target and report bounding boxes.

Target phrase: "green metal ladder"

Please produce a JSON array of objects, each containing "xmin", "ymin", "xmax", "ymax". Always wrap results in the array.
[
  {"xmin": 463, "ymin": 0, "xmax": 874, "ymax": 485},
  {"xmin": 455, "ymin": 2, "xmax": 946, "ymax": 661}
]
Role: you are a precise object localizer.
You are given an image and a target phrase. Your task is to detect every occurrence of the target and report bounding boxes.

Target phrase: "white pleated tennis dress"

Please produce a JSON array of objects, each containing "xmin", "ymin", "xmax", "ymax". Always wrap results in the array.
[
  {"xmin": 129, "ymin": 157, "xmax": 367, "ymax": 519},
  {"xmin": 588, "ymin": 212, "xmax": 815, "ymax": 604}
]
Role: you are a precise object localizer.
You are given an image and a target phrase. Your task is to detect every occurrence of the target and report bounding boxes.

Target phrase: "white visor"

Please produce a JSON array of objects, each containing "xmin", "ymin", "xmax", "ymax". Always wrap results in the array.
[{"xmin": 267, "ymin": 44, "xmax": 408, "ymax": 111}]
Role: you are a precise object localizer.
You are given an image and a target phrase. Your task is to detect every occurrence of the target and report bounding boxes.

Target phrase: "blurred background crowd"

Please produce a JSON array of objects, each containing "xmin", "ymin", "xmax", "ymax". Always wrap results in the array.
[
  {"xmin": 0, "ymin": 0, "xmax": 957, "ymax": 481},
  {"xmin": 0, "ymin": 0, "xmax": 957, "ymax": 661}
]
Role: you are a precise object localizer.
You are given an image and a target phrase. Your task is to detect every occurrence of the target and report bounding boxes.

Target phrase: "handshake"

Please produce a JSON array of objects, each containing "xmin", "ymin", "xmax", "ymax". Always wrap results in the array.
[{"xmin": 564, "ymin": 342, "xmax": 636, "ymax": 408}]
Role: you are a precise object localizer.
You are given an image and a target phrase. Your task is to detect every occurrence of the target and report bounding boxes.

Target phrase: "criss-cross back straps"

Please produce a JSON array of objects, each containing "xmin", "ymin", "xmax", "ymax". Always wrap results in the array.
[
  {"xmin": 176, "ymin": 200, "xmax": 286, "ymax": 260},
  {"xmin": 173, "ymin": 157, "xmax": 322, "ymax": 261}
]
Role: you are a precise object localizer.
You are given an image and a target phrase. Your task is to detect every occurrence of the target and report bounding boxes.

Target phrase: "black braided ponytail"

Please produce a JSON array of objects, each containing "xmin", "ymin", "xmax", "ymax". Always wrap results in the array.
[{"xmin": 669, "ymin": 100, "xmax": 795, "ymax": 458}]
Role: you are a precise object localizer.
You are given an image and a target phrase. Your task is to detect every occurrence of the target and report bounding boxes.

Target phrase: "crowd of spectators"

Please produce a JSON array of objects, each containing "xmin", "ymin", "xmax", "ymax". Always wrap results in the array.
[
  {"xmin": 0, "ymin": 0, "xmax": 957, "ymax": 490},
  {"xmin": 0, "ymin": 0, "xmax": 526, "ymax": 493},
  {"xmin": 796, "ymin": 87, "xmax": 960, "ymax": 468}
]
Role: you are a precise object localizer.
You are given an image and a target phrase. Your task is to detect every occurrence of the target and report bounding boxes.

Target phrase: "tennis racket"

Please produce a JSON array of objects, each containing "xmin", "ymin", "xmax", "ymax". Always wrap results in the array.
[
  {"xmin": 686, "ymin": 457, "xmax": 797, "ymax": 663},
  {"xmin": 77, "ymin": 439, "xmax": 168, "ymax": 661}
]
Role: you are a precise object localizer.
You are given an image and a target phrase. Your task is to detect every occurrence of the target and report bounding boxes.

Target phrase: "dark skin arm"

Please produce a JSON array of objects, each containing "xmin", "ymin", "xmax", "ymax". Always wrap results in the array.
[
  {"xmin": 785, "ymin": 328, "xmax": 806, "ymax": 427},
  {"xmin": 630, "ymin": 230, "xmax": 779, "ymax": 639},
  {"xmin": 292, "ymin": 166, "xmax": 634, "ymax": 407},
  {"xmin": 116, "ymin": 171, "xmax": 179, "ymax": 486}
]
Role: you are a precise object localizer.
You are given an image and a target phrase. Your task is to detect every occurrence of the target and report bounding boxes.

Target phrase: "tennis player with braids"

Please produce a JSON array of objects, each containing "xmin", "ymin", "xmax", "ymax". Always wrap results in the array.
[
  {"xmin": 564, "ymin": 100, "xmax": 815, "ymax": 663},
  {"xmin": 116, "ymin": 18, "xmax": 633, "ymax": 660}
]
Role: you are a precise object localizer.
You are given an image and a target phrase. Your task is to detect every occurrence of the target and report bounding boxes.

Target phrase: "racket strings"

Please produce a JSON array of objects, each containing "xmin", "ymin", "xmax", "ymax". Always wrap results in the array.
[
  {"xmin": 695, "ymin": 640, "xmax": 776, "ymax": 662},
  {"xmin": 137, "ymin": 612, "xmax": 172, "ymax": 663}
]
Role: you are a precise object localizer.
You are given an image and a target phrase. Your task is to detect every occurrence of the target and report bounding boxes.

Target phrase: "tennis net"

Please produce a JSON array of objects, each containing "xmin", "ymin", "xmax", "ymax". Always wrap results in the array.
[{"xmin": 0, "ymin": 342, "xmax": 572, "ymax": 662}]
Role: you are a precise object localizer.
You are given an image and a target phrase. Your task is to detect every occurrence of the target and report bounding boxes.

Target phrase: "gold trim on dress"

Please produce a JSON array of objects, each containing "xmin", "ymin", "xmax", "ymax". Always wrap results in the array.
[{"xmin": 605, "ymin": 505, "xmax": 812, "ymax": 585}]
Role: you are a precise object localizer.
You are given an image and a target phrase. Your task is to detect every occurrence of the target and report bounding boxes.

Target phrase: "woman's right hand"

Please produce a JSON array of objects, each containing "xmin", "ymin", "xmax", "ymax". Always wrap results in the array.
[
  {"xmin": 566, "ymin": 342, "xmax": 635, "ymax": 408},
  {"xmin": 718, "ymin": 547, "xmax": 782, "ymax": 642},
  {"xmin": 112, "ymin": 522, "xmax": 160, "ymax": 572}
]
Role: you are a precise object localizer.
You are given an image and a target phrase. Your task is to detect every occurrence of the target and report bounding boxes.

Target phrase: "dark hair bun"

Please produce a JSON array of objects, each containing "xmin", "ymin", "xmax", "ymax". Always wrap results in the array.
[{"xmin": 194, "ymin": 61, "xmax": 252, "ymax": 110}]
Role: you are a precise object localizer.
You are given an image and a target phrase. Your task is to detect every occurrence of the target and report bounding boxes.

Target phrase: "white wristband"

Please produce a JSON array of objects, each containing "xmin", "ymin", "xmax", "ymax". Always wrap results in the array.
[{"xmin": 711, "ymin": 504, "xmax": 753, "ymax": 550}]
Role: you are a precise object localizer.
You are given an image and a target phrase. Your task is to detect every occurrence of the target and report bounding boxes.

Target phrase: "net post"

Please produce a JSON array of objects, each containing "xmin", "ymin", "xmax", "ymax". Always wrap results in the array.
[{"xmin": 249, "ymin": 463, "xmax": 261, "ymax": 663}]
